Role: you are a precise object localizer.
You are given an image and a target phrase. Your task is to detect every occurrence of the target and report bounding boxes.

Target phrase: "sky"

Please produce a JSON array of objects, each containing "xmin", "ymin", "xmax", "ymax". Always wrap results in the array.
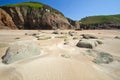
[{"xmin": 0, "ymin": 0, "xmax": 120, "ymax": 20}]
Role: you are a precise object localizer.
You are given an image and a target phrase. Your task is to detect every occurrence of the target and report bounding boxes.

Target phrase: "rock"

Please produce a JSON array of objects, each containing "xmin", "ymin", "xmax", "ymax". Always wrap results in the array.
[
  {"xmin": 93, "ymin": 52, "xmax": 113, "ymax": 64},
  {"xmin": 0, "ymin": 8, "xmax": 17, "ymax": 29},
  {"xmin": 25, "ymin": 33, "xmax": 28, "ymax": 35},
  {"xmin": 73, "ymin": 36, "xmax": 79, "ymax": 40},
  {"xmin": 64, "ymin": 42, "xmax": 69, "ymax": 45},
  {"xmin": 76, "ymin": 39, "xmax": 99, "ymax": 49},
  {"xmin": 67, "ymin": 18, "xmax": 80, "ymax": 29},
  {"xmin": 52, "ymin": 29, "xmax": 60, "ymax": 34},
  {"xmin": 32, "ymin": 33, "xmax": 39, "ymax": 36},
  {"xmin": 81, "ymin": 34, "xmax": 98, "ymax": 39},
  {"xmin": 61, "ymin": 54, "xmax": 71, "ymax": 58},
  {"xmin": 2, "ymin": 41, "xmax": 41, "ymax": 64},
  {"xmin": 96, "ymin": 40, "xmax": 103, "ymax": 44},
  {"xmin": 37, "ymin": 36, "xmax": 51, "ymax": 40},
  {"xmin": 80, "ymin": 15, "xmax": 120, "ymax": 29},
  {"xmin": 60, "ymin": 32, "xmax": 67, "ymax": 34},
  {"xmin": 114, "ymin": 36, "xmax": 120, "ymax": 39},
  {"xmin": 64, "ymin": 38, "xmax": 69, "ymax": 45},
  {"xmin": 68, "ymin": 31, "xmax": 74, "ymax": 36},
  {"xmin": 68, "ymin": 31, "xmax": 77, "ymax": 36},
  {"xmin": 0, "ymin": 2, "xmax": 72, "ymax": 29},
  {"xmin": 55, "ymin": 35, "xmax": 67, "ymax": 39},
  {"xmin": 86, "ymin": 50, "xmax": 113, "ymax": 64}
]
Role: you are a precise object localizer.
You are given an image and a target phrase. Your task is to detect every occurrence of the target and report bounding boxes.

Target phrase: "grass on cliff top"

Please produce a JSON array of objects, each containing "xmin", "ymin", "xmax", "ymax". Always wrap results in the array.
[
  {"xmin": 80, "ymin": 14, "xmax": 120, "ymax": 25},
  {"xmin": 3, "ymin": 1, "xmax": 64, "ymax": 16},
  {"xmin": 5, "ymin": 2, "xmax": 44, "ymax": 8}
]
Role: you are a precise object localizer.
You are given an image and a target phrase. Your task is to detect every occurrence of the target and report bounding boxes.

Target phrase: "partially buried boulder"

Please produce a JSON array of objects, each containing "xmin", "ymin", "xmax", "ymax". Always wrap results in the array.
[
  {"xmin": 81, "ymin": 34, "xmax": 98, "ymax": 39},
  {"xmin": 93, "ymin": 51, "xmax": 113, "ymax": 64},
  {"xmin": 76, "ymin": 39, "xmax": 102, "ymax": 49},
  {"xmin": 86, "ymin": 50, "xmax": 113, "ymax": 64},
  {"xmin": 2, "ymin": 41, "xmax": 41, "ymax": 64},
  {"xmin": 114, "ymin": 36, "xmax": 120, "ymax": 39}
]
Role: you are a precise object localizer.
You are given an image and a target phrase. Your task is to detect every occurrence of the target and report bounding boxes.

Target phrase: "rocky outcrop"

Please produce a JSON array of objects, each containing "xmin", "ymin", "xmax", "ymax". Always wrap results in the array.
[
  {"xmin": 0, "ymin": 2, "xmax": 72, "ymax": 30},
  {"xmin": 0, "ymin": 8, "xmax": 17, "ymax": 29},
  {"xmin": 67, "ymin": 18, "xmax": 80, "ymax": 29}
]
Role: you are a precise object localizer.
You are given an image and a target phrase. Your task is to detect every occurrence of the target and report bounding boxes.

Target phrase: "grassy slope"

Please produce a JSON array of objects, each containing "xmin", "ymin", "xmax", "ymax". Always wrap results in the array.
[
  {"xmin": 80, "ymin": 14, "xmax": 120, "ymax": 25},
  {"xmin": 5, "ymin": 2, "xmax": 44, "ymax": 8}
]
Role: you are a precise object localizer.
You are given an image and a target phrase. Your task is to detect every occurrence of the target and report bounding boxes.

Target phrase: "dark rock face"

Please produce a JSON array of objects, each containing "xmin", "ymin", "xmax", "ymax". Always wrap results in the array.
[
  {"xmin": 0, "ymin": 6, "xmax": 72, "ymax": 29},
  {"xmin": 80, "ymin": 24, "xmax": 120, "ymax": 30}
]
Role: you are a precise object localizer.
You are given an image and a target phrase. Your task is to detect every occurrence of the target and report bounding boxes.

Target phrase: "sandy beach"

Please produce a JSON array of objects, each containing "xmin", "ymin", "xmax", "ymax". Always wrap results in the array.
[{"xmin": 0, "ymin": 30, "xmax": 120, "ymax": 80}]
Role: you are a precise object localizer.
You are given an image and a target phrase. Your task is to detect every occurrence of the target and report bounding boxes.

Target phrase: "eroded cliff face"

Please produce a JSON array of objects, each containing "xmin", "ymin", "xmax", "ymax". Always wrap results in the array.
[
  {"xmin": 0, "ymin": 8, "xmax": 17, "ymax": 29},
  {"xmin": 0, "ymin": 6, "xmax": 72, "ymax": 30},
  {"xmin": 67, "ymin": 18, "xmax": 80, "ymax": 30}
]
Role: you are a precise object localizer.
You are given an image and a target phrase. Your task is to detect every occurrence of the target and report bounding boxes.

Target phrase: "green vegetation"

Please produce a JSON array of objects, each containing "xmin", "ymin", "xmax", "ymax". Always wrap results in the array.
[
  {"xmin": 80, "ymin": 14, "xmax": 120, "ymax": 25},
  {"xmin": 5, "ymin": 2, "xmax": 44, "ymax": 8},
  {"xmin": 2, "ymin": 1, "xmax": 64, "ymax": 16}
]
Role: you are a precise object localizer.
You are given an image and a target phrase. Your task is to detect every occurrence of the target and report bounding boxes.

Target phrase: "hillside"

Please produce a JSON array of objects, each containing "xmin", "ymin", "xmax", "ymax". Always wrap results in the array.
[
  {"xmin": 0, "ymin": 2, "xmax": 73, "ymax": 29},
  {"xmin": 5, "ymin": 2, "xmax": 64, "ymax": 16},
  {"xmin": 80, "ymin": 14, "xmax": 120, "ymax": 29}
]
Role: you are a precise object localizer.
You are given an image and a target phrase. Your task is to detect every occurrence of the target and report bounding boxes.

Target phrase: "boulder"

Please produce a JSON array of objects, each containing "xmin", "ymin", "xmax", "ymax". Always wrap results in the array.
[
  {"xmin": 68, "ymin": 31, "xmax": 77, "ymax": 36},
  {"xmin": 2, "ymin": 41, "xmax": 41, "ymax": 64},
  {"xmin": 86, "ymin": 50, "xmax": 113, "ymax": 64},
  {"xmin": 76, "ymin": 39, "xmax": 99, "ymax": 49},
  {"xmin": 81, "ymin": 34, "xmax": 98, "ymax": 39},
  {"xmin": 93, "ymin": 51, "xmax": 113, "ymax": 64},
  {"xmin": 114, "ymin": 36, "xmax": 120, "ymax": 39}
]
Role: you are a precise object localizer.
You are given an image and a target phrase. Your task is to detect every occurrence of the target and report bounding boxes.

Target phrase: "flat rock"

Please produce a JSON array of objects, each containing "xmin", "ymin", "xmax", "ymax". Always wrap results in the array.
[{"xmin": 2, "ymin": 40, "xmax": 41, "ymax": 64}]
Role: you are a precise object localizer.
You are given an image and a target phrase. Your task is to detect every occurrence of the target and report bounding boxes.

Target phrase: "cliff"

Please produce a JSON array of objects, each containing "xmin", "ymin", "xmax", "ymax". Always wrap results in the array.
[
  {"xmin": 0, "ymin": 2, "xmax": 72, "ymax": 30},
  {"xmin": 67, "ymin": 18, "xmax": 80, "ymax": 30},
  {"xmin": 80, "ymin": 14, "xmax": 120, "ymax": 29}
]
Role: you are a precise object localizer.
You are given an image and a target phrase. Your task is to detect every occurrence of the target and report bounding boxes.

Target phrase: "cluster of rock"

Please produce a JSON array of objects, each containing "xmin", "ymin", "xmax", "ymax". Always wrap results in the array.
[{"xmin": 76, "ymin": 34, "xmax": 103, "ymax": 49}]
